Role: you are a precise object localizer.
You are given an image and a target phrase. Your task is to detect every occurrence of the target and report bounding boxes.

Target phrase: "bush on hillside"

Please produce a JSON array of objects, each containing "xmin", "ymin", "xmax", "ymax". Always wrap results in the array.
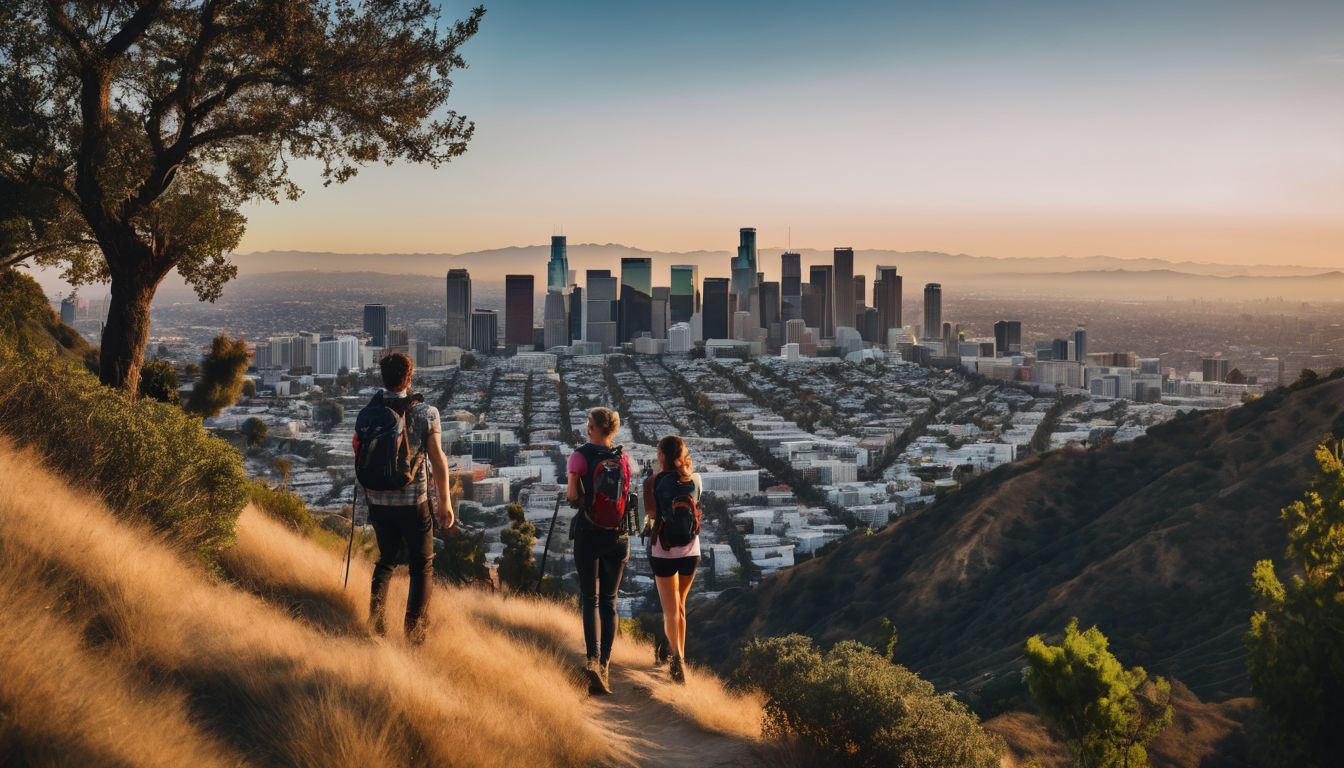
[
  {"xmin": 138, "ymin": 358, "xmax": 180, "ymax": 404},
  {"xmin": 736, "ymin": 634, "xmax": 1003, "ymax": 768},
  {"xmin": 184, "ymin": 334, "xmax": 251, "ymax": 418},
  {"xmin": 0, "ymin": 347, "xmax": 247, "ymax": 564},
  {"xmin": 248, "ymin": 481, "xmax": 316, "ymax": 534},
  {"xmin": 0, "ymin": 270, "xmax": 92, "ymax": 364}
]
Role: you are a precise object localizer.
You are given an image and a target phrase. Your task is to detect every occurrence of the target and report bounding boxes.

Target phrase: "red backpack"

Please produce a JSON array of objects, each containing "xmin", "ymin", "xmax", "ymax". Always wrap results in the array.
[{"xmin": 579, "ymin": 444, "xmax": 631, "ymax": 531}]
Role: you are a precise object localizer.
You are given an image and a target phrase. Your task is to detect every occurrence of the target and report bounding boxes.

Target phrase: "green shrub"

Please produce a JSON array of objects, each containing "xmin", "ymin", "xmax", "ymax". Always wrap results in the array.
[
  {"xmin": 736, "ymin": 634, "xmax": 1003, "ymax": 768},
  {"xmin": 248, "ymin": 481, "xmax": 315, "ymax": 534},
  {"xmin": 0, "ymin": 347, "xmax": 247, "ymax": 565}
]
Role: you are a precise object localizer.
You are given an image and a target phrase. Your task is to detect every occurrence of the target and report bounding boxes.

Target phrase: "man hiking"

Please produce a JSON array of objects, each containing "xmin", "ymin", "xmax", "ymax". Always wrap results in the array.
[
  {"xmin": 567, "ymin": 407, "xmax": 635, "ymax": 695},
  {"xmin": 353, "ymin": 352, "xmax": 454, "ymax": 644}
]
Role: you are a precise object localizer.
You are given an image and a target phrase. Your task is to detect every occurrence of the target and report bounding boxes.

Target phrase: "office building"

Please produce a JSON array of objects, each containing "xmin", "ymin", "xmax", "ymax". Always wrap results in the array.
[
  {"xmin": 651, "ymin": 286, "xmax": 670, "ymax": 339},
  {"xmin": 547, "ymin": 235, "xmax": 568, "ymax": 294},
  {"xmin": 1202, "ymin": 357, "xmax": 1230, "ymax": 383},
  {"xmin": 315, "ymin": 335, "xmax": 359, "ymax": 376},
  {"xmin": 759, "ymin": 281, "xmax": 781, "ymax": 346},
  {"xmin": 585, "ymin": 269, "xmax": 619, "ymax": 351},
  {"xmin": 504, "ymin": 274, "xmax": 534, "ymax": 348},
  {"xmin": 703, "ymin": 277, "xmax": 731, "ymax": 340},
  {"xmin": 543, "ymin": 291, "xmax": 569, "ymax": 349},
  {"xmin": 785, "ymin": 318, "xmax": 807, "ymax": 345},
  {"xmin": 874, "ymin": 266, "xmax": 902, "ymax": 343},
  {"xmin": 669, "ymin": 264, "xmax": 700, "ymax": 324},
  {"xmin": 809, "ymin": 265, "xmax": 834, "ymax": 338},
  {"xmin": 668, "ymin": 322, "xmax": 692, "ymax": 353},
  {"xmin": 567, "ymin": 285, "xmax": 583, "ymax": 345},
  {"xmin": 60, "ymin": 297, "xmax": 78, "ymax": 325},
  {"xmin": 731, "ymin": 227, "xmax": 758, "ymax": 314},
  {"xmin": 1072, "ymin": 327, "xmax": 1088, "ymax": 362},
  {"xmin": 445, "ymin": 269, "xmax": 472, "ymax": 348},
  {"xmin": 994, "ymin": 320, "xmax": 1022, "ymax": 356},
  {"xmin": 833, "ymin": 247, "xmax": 854, "ymax": 336},
  {"xmin": 923, "ymin": 283, "xmax": 941, "ymax": 340},
  {"xmin": 362, "ymin": 303, "xmax": 388, "ymax": 348},
  {"xmin": 471, "ymin": 309, "xmax": 497, "ymax": 353},
  {"xmin": 852, "ymin": 273, "xmax": 865, "ymax": 328},
  {"xmin": 619, "ymin": 257, "xmax": 652, "ymax": 343},
  {"xmin": 780, "ymin": 251, "xmax": 802, "ymax": 321}
]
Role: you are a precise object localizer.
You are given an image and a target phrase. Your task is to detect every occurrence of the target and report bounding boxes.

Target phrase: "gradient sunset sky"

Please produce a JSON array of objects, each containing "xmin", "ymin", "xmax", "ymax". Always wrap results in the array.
[{"xmin": 238, "ymin": 0, "xmax": 1344, "ymax": 267}]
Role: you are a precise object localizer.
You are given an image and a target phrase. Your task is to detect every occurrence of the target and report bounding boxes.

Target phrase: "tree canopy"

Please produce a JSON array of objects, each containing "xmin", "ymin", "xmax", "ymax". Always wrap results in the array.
[
  {"xmin": 1025, "ymin": 619, "xmax": 1172, "ymax": 768},
  {"xmin": 497, "ymin": 502, "xmax": 538, "ymax": 592},
  {"xmin": 1246, "ymin": 439, "xmax": 1344, "ymax": 767},
  {"xmin": 184, "ymin": 333, "xmax": 249, "ymax": 417},
  {"xmin": 0, "ymin": 0, "xmax": 484, "ymax": 390}
]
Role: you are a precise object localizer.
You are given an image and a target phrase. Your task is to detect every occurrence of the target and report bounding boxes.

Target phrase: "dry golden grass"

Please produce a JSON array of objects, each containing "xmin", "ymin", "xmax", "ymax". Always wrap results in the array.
[{"xmin": 0, "ymin": 442, "xmax": 764, "ymax": 767}]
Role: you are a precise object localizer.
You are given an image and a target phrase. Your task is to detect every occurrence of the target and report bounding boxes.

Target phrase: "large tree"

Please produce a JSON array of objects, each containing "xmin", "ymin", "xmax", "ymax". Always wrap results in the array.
[{"xmin": 0, "ymin": 0, "xmax": 484, "ymax": 391}]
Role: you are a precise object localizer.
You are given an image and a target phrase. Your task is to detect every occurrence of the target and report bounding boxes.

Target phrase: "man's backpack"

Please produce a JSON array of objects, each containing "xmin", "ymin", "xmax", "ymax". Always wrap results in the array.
[
  {"xmin": 579, "ymin": 444, "xmax": 631, "ymax": 531},
  {"xmin": 354, "ymin": 391, "xmax": 426, "ymax": 491},
  {"xmin": 653, "ymin": 473, "xmax": 700, "ymax": 549}
]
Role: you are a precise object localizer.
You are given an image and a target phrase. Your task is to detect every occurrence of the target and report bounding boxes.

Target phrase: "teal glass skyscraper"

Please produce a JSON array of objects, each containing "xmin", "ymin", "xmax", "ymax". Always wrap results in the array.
[
  {"xmin": 547, "ymin": 235, "xmax": 569, "ymax": 294},
  {"xmin": 619, "ymin": 257, "xmax": 652, "ymax": 342},
  {"xmin": 669, "ymin": 264, "xmax": 700, "ymax": 324},
  {"xmin": 731, "ymin": 227, "xmax": 757, "ymax": 312}
]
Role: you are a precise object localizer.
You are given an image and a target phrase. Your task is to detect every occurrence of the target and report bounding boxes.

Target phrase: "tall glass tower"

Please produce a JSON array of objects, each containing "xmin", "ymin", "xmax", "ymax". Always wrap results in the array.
[
  {"xmin": 780, "ymin": 251, "xmax": 802, "ymax": 321},
  {"xmin": 702, "ymin": 277, "xmax": 731, "ymax": 340},
  {"xmin": 619, "ymin": 257, "xmax": 652, "ymax": 342},
  {"xmin": 669, "ymin": 264, "xmax": 700, "ymax": 324},
  {"xmin": 547, "ymin": 235, "xmax": 569, "ymax": 294},
  {"xmin": 445, "ymin": 269, "xmax": 472, "ymax": 348},
  {"xmin": 923, "ymin": 283, "xmax": 942, "ymax": 340},
  {"xmin": 731, "ymin": 227, "xmax": 758, "ymax": 312}
]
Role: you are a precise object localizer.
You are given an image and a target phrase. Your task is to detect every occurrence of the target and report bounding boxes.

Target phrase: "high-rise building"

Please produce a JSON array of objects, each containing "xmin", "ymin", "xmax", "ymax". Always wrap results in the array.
[
  {"xmin": 668, "ymin": 322, "xmax": 692, "ymax": 354},
  {"xmin": 60, "ymin": 297, "xmax": 78, "ymax": 325},
  {"xmin": 731, "ymin": 228, "xmax": 758, "ymax": 314},
  {"xmin": 651, "ymin": 286, "xmax": 670, "ymax": 339},
  {"xmin": 547, "ymin": 235, "xmax": 569, "ymax": 294},
  {"xmin": 315, "ymin": 335, "xmax": 360, "ymax": 376},
  {"xmin": 445, "ymin": 269, "xmax": 472, "ymax": 348},
  {"xmin": 1202, "ymin": 357, "xmax": 1230, "ymax": 382},
  {"xmin": 585, "ymin": 269, "xmax": 619, "ymax": 351},
  {"xmin": 1050, "ymin": 338, "xmax": 1070, "ymax": 360},
  {"xmin": 852, "ymin": 273, "xmax": 866, "ymax": 328},
  {"xmin": 1072, "ymin": 327, "xmax": 1088, "ymax": 362},
  {"xmin": 669, "ymin": 264, "xmax": 700, "ymax": 324},
  {"xmin": 994, "ymin": 320, "xmax": 1022, "ymax": 356},
  {"xmin": 780, "ymin": 252, "xmax": 802, "ymax": 321},
  {"xmin": 567, "ymin": 285, "xmax": 583, "ymax": 344},
  {"xmin": 471, "ymin": 309, "xmax": 498, "ymax": 353},
  {"xmin": 619, "ymin": 257, "xmax": 652, "ymax": 343},
  {"xmin": 785, "ymin": 318, "xmax": 807, "ymax": 345},
  {"xmin": 833, "ymin": 247, "xmax": 854, "ymax": 336},
  {"xmin": 809, "ymin": 265, "xmax": 834, "ymax": 338},
  {"xmin": 702, "ymin": 277, "xmax": 731, "ymax": 340},
  {"xmin": 923, "ymin": 283, "xmax": 941, "ymax": 340},
  {"xmin": 874, "ymin": 266, "xmax": 902, "ymax": 343},
  {"xmin": 543, "ymin": 291, "xmax": 569, "ymax": 349},
  {"xmin": 504, "ymin": 275, "xmax": 534, "ymax": 348},
  {"xmin": 362, "ymin": 303, "xmax": 388, "ymax": 347},
  {"xmin": 759, "ymin": 281, "xmax": 781, "ymax": 342}
]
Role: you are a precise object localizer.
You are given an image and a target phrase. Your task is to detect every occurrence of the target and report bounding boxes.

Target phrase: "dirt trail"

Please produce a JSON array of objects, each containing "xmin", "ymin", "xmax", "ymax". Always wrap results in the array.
[{"xmin": 597, "ymin": 665, "xmax": 766, "ymax": 768}]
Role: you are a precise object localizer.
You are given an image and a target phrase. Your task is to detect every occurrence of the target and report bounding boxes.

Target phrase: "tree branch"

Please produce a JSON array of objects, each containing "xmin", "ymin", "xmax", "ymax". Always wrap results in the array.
[
  {"xmin": 43, "ymin": 0, "xmax": 89, "ymax": 54},
  {"xmin": 103, "ymin": 0, "xmax": 165, "ymax": 58}
]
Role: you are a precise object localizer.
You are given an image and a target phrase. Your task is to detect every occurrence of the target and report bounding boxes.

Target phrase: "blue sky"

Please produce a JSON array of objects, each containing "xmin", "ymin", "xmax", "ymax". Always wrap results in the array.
[{"xmin": 237, "ymin": 0, "xmax": 1344, "ymax": 265}]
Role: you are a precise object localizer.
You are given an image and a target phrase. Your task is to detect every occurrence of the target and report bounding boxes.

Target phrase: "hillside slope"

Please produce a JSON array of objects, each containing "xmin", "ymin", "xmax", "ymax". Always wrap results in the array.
[
  {"xmin": 0, "ymin": 270, "xmax": 92, "ymax": 364},
  {"xmin": 0, "ymin": 442, "xmax": 764, "ymax": 768},
  {"xmin": 695, "ymin": 373, "xmax": 1344, "ymax": 702}
]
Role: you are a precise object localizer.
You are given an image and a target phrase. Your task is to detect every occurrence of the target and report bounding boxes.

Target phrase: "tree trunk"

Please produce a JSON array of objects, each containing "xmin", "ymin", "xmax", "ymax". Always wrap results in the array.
[{"xmin": 99, "ymin": 263, "xmax": 163, "ymax": 393}]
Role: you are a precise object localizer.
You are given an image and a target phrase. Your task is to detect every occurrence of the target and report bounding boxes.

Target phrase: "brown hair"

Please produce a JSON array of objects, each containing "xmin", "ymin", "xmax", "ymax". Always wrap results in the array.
[
  {"xmin": 588, "ymin": 407, "xmax": 620, "ymax": 439},
  {"xmin": 379, "ymin": 352, "xmax": 414, "ymax": 391},
  {"xmin": 658, "ymin": 435, "xmax": 693, "ymax": 480}
]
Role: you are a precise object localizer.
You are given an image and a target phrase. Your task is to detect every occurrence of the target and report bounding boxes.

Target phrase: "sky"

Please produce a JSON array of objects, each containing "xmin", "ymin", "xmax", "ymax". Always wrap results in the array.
[{"xmin": 236, "ymin": 0, "xmax": 1344, "ymax": 267}]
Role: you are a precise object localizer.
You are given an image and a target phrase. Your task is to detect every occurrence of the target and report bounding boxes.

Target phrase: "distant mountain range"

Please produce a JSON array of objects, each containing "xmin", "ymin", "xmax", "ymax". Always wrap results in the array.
[
  {"xmin": 228, "ymin": 245, "xmax": 1344, "ymax": 301},
  {"xmin": 692, "ymin": 371, "xmax": 1344, "ymax": 703}
]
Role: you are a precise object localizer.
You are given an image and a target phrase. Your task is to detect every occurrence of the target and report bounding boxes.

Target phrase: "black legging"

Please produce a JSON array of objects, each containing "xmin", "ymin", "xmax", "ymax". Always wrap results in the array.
[{"xmin": 573, "ymin": 529, "xmax": 629, "ymax": 662}]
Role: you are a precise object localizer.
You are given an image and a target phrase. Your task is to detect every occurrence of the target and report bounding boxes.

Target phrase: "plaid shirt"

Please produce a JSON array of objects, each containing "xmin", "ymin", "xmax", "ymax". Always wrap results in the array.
[{"xmin": 362, "ymin": 390, "xmax": 441, "ymax": 508}]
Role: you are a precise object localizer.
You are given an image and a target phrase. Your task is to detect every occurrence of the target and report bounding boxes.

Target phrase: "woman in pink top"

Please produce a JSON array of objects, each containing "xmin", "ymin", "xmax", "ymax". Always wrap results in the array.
[{"xmin": 643, "ymin": 435, "xmax": 701, "ymax": 683}]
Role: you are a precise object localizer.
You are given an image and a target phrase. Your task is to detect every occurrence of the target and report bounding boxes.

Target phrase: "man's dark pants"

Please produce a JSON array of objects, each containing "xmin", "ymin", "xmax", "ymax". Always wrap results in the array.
[{"xmin": 368, "ymin": 501, "xmax": 434, "ymax": 643}]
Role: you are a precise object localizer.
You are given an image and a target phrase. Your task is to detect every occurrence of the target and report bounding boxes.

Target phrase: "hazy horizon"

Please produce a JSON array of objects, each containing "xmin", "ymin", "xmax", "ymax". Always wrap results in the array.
[{"xmin": 227, "ymin": 1, "xmax": 1342, "ymax": 267}]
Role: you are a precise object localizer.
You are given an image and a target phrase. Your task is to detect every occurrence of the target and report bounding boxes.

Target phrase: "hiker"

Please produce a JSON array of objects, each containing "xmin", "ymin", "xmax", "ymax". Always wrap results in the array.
[
  {"xmin": 643, "ymin": 435, "xmax": 702, "ymax": 684},
  {"xmin": 353, "ymin": 352, "xmax": 454, "ymax": 644},
  {"xmin": 567, "ymin": 406, "xmax": 636, "ymax": 695}
]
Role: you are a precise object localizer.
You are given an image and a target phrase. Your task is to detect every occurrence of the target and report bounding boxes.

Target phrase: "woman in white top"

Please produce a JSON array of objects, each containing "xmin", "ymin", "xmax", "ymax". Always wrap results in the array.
[{"xmin": 644, "ymin": 435, "xmax": 701, "ymax": 683}]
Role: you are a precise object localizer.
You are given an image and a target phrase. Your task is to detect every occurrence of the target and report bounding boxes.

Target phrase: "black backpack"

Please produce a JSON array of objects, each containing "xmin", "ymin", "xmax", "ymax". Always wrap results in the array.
[
  {"xmin": 653, "ymin": 472, "xmax": 700, "ymax": 549},
  {"xmin": 354, "ymin": 391, "xmax": 426, "ymax": 491}
]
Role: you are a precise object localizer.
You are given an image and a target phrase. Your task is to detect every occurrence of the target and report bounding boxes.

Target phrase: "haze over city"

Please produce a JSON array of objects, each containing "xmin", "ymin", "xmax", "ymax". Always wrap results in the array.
[{"xmin": 231, "ymin": 0, "xmax": 1344, "ymax": 266}]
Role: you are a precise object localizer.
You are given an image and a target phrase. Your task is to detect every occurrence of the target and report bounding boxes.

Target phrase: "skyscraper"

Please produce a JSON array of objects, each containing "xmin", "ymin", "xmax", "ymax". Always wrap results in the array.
[
  {"xmin": 669, "ymin": 264, "xmax": 699, "ymax": 324},
  {"xmin": 445, "ymin": 268, "xmax": 472, "ymax": 348},
  {"xmin": 471, "ymin": 309, "xmax": 497, "ymax": 353},
  {"xmin": 1072, "ymin": 327, "xmax": 1088, "ymax": 362},
  {"xmin": 362, "ymin": 303, "xmax": 388, "ymax": 348},
  {"xmin": 809, "ymin": 265, "xmax": 834, "ymax": 338},
  {"xmin": 547, "ymin": 235, "xmax": 569, "ymax": 294},
  {"xmin": 780, "ymin": 252, "xmax": 802, "ymax": 321},
  {"xmin": 731, "ymin": 227, "xmax": 758, "ymax": 314},
  {"xmin": 703, "ymin": 277, "xmax": 730, "ymax": 340},
  {"xmin": 994, "ymin": 320, "xmax": 1022, "ymax": 356},
  {"xmin": 504, "ymin": 274, "xmax": 534, "ymax": 348},
  {"xmin": 833, "ymin": 247, "xmax": 854, "ymax": 332},
  {"xmin": 619, "ymin": 257, "xmax": 652, "ymax": 342},
  {"xmin": 568, "ymin": 285, "xmax": 583, "ymax": 345},
  {"xmin": 585, "ymin": 269, "xmax": 619, "ymax": 351},
  {"xmin": 875, "ymin": 266, "xmax": 902, "ymax": 343},
  {"xmin": 923, "ymin": 283, "xmax": 941, "ymax": 340}
]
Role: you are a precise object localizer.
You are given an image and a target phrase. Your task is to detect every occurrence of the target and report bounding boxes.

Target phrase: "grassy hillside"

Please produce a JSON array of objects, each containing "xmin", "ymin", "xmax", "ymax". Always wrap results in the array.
[
  {"xmin": 0, "ymin": 441, "xmax": 764, "ymax": 768},
  {"xmin": 0, "ymin": 270, "xmax": 93, "ymax": 364},
  {"xmin": 695, "ymin": 371, "xmax": 1344, "ymax": 704}
]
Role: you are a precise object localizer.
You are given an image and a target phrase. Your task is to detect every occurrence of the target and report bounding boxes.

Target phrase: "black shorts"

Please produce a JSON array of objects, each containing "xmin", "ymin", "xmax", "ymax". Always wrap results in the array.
[{"xmin": 650, "ymin": 555, "xmax": 699, "ymax": 579}]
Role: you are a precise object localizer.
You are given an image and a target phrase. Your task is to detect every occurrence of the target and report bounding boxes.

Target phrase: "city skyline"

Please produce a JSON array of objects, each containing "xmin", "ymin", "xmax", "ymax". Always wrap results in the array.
[{"xmin": 226, "ymin": 1, "xmax": 1342, "ymax": 267}]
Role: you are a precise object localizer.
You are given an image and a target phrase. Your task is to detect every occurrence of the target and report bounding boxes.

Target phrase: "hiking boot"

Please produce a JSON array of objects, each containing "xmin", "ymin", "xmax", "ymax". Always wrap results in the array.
[
  {"xmin": 585, "ymin": 658, "xmax": 612, "ymax": 696},
  {"xmin": 597, "ymin": 659, "xmax": 614, "ymax": 695},
  {"xmin": 669, "ymin": 654, "xmax": 686, "ymax": 684}
]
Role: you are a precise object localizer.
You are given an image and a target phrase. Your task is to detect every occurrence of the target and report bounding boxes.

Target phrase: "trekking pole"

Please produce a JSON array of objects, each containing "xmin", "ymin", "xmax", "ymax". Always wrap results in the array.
[
  {"xmin": 344, "ymin": 483, "xmax": 358, "ymax": 589},
  {"xmin": 535, "ymin": 493, "xmax": 562, "ymax": 593}
]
